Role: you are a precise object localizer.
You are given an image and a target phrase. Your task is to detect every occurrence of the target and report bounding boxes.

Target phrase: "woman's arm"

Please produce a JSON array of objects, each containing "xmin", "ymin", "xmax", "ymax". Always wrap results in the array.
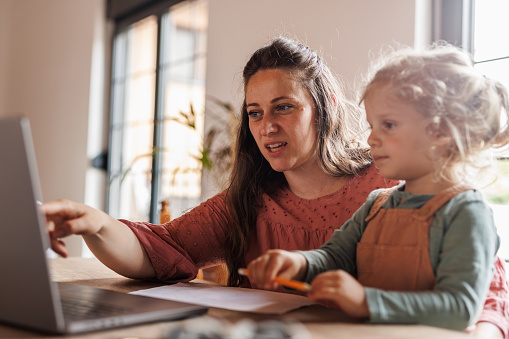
[
  {"xmin": 473, "ymin": 322, "xmax": 504, "ymax": 338},
  {"xmin": 114, "ymin": 193, "xmax": 230, "ymax": 283},
  {"xmin": 43, "ymin": 192, "xmax": 231, "ymax": 283},
  {"xmin": 42, "ymin": 199, "xmax": 155, "ymax": 279},
  {"xmin": 473, "ymin": 257, "xmax": 509, "ymax": 338}
]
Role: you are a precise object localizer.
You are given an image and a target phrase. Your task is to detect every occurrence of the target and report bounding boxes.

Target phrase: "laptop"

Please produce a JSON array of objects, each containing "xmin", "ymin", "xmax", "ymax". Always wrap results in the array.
[{"xmin": 0, "ymin": 116, "xmax": 208, "ymax": 334}]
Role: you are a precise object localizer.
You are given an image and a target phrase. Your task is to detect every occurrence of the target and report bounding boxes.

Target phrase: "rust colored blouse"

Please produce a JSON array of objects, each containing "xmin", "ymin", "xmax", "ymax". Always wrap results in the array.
[{"xmin": 121, "ymin": 165, "xmax": 398, "ymax": 284}]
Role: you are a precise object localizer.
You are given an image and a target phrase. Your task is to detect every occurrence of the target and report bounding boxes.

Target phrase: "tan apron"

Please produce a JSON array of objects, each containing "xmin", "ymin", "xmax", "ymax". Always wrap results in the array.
[{"xmin": 357, "ymin": 185, "xmax": 470, "ymax": 291}]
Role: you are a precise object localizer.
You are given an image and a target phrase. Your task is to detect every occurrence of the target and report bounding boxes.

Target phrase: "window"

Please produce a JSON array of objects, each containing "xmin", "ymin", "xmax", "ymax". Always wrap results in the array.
[
  {"xmin": 434, "ymin": 0, "xmax": 509, "ymax": 260},
  {"xmin": 107, "ymin": 0, "xmax": 208, "ymax": 223},
  {"xmin": 471, "ymin": 0, "xmax": 509, "ymax": 260}
]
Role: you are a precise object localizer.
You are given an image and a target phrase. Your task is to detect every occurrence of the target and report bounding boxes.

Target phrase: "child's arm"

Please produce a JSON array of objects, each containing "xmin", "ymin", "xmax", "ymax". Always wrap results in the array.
[
  {"xmin": 299, "ymin": 191, "xmax": 498, "ymax": 331},
  {"xmin": 298, "ymin": 191, "xmax": 378, "ymax": 280}
]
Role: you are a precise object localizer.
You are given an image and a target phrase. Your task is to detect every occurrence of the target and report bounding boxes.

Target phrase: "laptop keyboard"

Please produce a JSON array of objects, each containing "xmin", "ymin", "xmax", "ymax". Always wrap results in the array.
[{"xmin": 61, "ymin": 297, "xmax": 132, "ymax": 320}]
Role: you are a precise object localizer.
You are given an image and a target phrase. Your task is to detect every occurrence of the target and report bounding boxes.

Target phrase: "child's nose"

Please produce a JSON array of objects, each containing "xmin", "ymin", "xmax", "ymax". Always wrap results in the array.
[{"xmin": 367, "ymin": 130, "xmax": 378, "ymax": 147}]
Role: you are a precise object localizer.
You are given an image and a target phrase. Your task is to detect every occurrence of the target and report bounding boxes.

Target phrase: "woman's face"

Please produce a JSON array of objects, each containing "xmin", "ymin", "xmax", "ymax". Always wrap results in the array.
[{"xmin": 245, "ymin": 69, "xmax": 319, "ymax": 175}]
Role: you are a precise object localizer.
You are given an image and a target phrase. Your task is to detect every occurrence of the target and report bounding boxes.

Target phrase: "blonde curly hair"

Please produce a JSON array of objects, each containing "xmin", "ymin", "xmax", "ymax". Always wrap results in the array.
[{"xmin": 360, "ymin": 42, "xmax": 509, "ymax": 185}]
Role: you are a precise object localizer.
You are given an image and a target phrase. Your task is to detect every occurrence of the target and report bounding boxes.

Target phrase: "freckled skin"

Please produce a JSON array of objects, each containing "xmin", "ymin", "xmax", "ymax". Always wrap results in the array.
[{"xmin": 246, "ymin": 69, "xmax": 319, "ymax": 177}]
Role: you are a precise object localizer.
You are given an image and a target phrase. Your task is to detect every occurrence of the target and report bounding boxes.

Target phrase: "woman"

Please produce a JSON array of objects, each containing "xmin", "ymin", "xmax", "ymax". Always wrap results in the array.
[{"xmin": 43, "ymin": 37, "xmax": 508, "ymax": 337}]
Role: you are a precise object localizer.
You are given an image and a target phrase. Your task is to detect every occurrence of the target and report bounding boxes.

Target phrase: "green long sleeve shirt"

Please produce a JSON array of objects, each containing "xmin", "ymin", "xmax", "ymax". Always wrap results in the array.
[{"xmin": 300, "ymin": 184, "xmax": 499, "ymax": 330}]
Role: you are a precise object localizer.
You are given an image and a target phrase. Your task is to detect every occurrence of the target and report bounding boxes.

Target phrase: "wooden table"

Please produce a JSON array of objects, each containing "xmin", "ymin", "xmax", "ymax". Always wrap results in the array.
[{"xmin": 0, "ymin": 258, "xmax": 476, "ymax": 338}]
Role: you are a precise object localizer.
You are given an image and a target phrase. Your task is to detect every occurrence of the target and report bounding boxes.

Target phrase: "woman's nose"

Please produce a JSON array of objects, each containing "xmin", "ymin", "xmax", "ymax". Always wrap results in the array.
[{"xmin": 261, "ymin": 115, "xmax": 278, "ymax": 136}]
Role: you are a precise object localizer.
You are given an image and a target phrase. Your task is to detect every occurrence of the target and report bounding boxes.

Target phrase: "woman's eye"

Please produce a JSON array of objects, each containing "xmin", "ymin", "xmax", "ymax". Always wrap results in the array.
[
  {"xmin": 276, "ymin": 104, "xmax": 292, "ymax": 112},
  {"xmin": 247, "ymin": 111, "xmax": 262, "ymax": 120}
]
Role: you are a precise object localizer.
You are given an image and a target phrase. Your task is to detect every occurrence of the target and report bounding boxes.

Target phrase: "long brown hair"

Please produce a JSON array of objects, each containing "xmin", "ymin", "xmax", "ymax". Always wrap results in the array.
[{"xmin": 224, "ymin": 36, "xmax": 372, "ymax": 286}]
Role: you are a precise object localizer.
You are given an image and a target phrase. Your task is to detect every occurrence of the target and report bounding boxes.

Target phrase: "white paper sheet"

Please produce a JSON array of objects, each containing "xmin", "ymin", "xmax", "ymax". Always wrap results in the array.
[{"xmin": 129, "ymin": 282, "xmax": 315, "ymax": 314}]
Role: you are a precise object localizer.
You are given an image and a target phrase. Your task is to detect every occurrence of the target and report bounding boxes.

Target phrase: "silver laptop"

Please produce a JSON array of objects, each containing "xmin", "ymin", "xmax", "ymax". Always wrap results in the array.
[{"xmin": 0, "ymin": 116, "xmax": 208, "ymax": 334}]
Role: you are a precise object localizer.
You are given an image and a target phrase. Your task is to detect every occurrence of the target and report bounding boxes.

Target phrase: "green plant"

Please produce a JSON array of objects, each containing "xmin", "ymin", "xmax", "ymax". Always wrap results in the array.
[
  {"xmin": 487, "ymin": 192, "xmax": 509, "ymax": 205},
  {"xmin": 483, "ymin": 158, "xmax": 509, "ymax": 205},
  {"xmin": 109, "ymin": 97, "xmax": 236, "ymax": 189}
]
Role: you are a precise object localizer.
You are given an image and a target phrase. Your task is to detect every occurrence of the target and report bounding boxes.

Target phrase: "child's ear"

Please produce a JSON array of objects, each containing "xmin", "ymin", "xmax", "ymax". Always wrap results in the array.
[
  {"xmin": 426, "ymin": 119, "xmax": 452, "ymax": 147},
  {"xmin": 433, "ymin": 135, "xmax": 452, "ymax": 147}
]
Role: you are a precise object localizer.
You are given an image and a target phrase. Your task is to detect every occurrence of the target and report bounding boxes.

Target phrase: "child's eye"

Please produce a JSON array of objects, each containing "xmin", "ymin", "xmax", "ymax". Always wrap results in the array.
[{"xmin": 382, "ymin": 121, "xmax": 395, "ymax": 130}]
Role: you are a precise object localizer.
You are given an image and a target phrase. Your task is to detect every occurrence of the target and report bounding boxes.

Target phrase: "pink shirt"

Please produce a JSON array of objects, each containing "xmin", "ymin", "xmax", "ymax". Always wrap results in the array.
[
  {"xmin": 122, "ymin": 165, "xmax": 397, "ymax": 283},
  {"xmin": 477, "ymin": 257, "xmax": 509, "ymax": 338}
]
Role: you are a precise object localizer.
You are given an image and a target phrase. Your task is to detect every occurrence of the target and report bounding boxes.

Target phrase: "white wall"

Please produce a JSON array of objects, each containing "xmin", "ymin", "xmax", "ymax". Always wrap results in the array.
[
  {"xmin": 202, "ymin": 0, "xmax": 416, "ymax": 199},
  {"xmin": 0, "ymin": 0, "xmax": 417, "ymax": 255},
  {"xmin": 0, "ymin": 0, "xmax": 110, "ymax": 256},
  {"xmin": 207, "ymin": 0, "xmax": 415, "ymax": 102}
]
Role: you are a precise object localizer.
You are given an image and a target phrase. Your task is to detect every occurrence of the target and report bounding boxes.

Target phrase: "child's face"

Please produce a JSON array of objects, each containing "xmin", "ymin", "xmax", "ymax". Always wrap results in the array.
[{"xmin": 365, "ymin": 84, "xmax": 439, "ymax": 193}]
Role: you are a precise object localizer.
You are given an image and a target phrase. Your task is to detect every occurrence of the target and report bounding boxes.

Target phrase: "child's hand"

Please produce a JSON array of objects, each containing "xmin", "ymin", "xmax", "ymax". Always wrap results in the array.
[
  {"xmin": 309, "ymin": 270, "xmax": 370, "ymax": 319},
  {"xmin": 246, "ymin": 249, "xmax": 307, "ymax": 291}
]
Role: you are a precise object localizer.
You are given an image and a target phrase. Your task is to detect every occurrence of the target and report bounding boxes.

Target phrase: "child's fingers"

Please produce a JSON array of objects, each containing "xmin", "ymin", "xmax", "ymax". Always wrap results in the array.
[
  {"xmin": 246, "ymin": 255, "xmax": 272, "ymax": 289},
  {"xmin": 262, "ymin": 256, "xmax": 282, "ymax": 289},
  {"xmin": 310, "ymin": 270, "xmax": 369, "ymax": 319},
  {"xmin": 247, "ymin": 250, "xmax": 289, "ymax": 290},
  {"xmin": 264, "ymin": 251, "xmax": 287, "ymax": 277},
  {"xmin": 310, "ymin": 271, "xmax": 340, "ymax": 288},
  {"xmin": 308, "ymin": 272, "xmax": 346, "ymax": 300}
]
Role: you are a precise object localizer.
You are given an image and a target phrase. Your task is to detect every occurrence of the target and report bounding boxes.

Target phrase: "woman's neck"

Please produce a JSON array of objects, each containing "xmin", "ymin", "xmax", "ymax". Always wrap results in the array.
[{"xmin": 284, "ymin": 167, "xmax": 352, "ymax": 200}]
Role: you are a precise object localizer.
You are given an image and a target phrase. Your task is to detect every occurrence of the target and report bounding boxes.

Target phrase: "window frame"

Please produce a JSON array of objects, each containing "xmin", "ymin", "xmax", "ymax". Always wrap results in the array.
[
  {"xmin": 107, "ymin": 0, "xmax": 207, "ymax": 223},
  {"xmin": 435, "ymin": 0, "xmax": 509, "ymax": 260}
]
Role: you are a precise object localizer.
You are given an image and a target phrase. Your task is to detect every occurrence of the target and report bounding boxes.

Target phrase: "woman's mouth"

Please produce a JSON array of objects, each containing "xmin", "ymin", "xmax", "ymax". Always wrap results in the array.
[{"xmin": 266, "ymin": 142, "xmax": 287, "ymax": 153}]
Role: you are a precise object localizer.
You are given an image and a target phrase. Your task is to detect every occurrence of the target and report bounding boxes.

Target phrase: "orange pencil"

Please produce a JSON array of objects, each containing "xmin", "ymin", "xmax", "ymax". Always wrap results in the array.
[{"xmin": 238, "ymin": 268, "xmax": 312, "ymax": 292}]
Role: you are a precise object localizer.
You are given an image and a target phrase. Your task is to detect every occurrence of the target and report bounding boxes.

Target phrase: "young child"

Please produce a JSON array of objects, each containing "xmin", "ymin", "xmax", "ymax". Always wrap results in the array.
[{"xmin": 245, "ymin": 43, "xmax": 509, "ymax": 331}]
